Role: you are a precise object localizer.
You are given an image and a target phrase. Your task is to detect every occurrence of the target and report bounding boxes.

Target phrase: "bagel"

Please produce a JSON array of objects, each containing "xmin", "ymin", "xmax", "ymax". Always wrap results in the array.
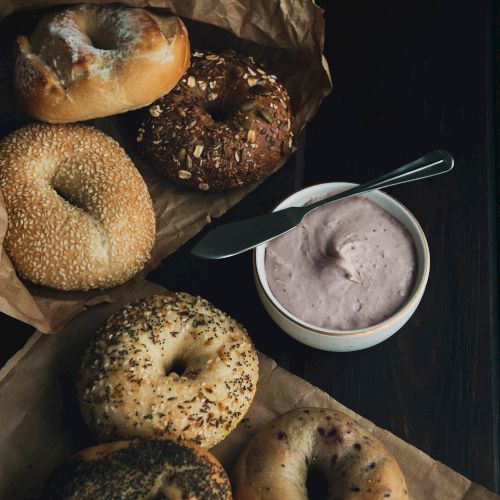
[
  {"xmin": 78, "ymin": 292, "xmax": 259, "ymax": 448},
  {"xmin": 137, "ymin": 49, "xmax": 294, "ymax": 191},
  {"xmin": 41, "ymin": 439, "xmax": 232, "ymax": 499},
  {"xmin": 14, "ymin": 4, "xmax": 190, "ymax": 122},
  {"xmin": 233, "ymin": 408, "xmax": 409, "ymax": 499},
  {"xmin": 0, "ymin": 123, "xmax": 155, "ymax": 291}
]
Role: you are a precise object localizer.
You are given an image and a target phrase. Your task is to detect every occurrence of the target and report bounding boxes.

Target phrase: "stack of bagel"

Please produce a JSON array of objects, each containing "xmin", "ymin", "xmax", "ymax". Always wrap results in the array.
[
  {"xmin": 0, "ymin": 4, "xmax": 409, "ymax": 499},
  {"xmin": 41, "ymin": 291, "xmax": 408, "ymax": 500},
  {"xmin": 0, "ymin": 2, "xmax": 294, "ymax": 292}
]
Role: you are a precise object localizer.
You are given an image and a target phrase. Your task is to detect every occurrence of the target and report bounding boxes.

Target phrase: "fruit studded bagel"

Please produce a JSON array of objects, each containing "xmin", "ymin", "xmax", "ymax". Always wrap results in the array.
[
  {"xmin": 137, "ymin": 49, "xmax": 294, "ymax": 191},
  {"xmin": 0, "ymin": 123, "xmax": 155, "ymax": 291},
  {"xmin": 233, "ymin": 408, "xmax": 409, "ymax": 499},
  {"xmin": 41, "ymin": 439, "xmax": 232, "ymax": 499},
  {"xmin": 14, "ymin": 4, "xmax": 190, "ymax": 122},
  {"xmin": 78, "ymin": 292, "xmax": 259, "ymax": 448}
]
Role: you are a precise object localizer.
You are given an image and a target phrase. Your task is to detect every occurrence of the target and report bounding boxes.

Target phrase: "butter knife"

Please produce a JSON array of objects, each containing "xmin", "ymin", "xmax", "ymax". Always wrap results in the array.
[{"xmin": 191, "ymin": 150, "xmax": 454, "ymax": 259}]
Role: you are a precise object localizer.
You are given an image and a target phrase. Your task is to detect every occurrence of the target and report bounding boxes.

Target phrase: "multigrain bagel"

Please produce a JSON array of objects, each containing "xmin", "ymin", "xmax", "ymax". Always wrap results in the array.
[
  {"xmin": 233, "ymin": 408, "xmax": 409, "ymax": 500},
  {"xmin": 41, "ymin": 439, "xmax": 232, "ymax": 499},
  {"xmin": 137, "ymin": 50, "xmax": 294, "ymax": 191},
  {"xmin": 0, "ymin": 123, "xmax": 155, "ymax": 291},
  {"xmin": 14, "ymin": 4, "xmax": 190, "ymax": 122},
  {"xmin": 78, "ymin": 292, "xmax": 259, "ymax": 448}
]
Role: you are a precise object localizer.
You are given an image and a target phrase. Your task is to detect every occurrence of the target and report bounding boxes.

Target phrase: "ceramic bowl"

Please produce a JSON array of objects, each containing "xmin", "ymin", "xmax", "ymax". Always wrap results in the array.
[{"xmin": 253, "ymin": 182, "xmax": 430, "ymax": 352}]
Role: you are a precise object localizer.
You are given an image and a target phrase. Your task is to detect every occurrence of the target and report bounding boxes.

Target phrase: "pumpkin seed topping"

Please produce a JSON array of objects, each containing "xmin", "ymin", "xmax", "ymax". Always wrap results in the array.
[
  {"xmin": 257, "ymin": 108, "xmax": 274, "ymax": 124},
  {"xmin": 240, "ymin": 99, "xmax": 258, "ymax": 111}
]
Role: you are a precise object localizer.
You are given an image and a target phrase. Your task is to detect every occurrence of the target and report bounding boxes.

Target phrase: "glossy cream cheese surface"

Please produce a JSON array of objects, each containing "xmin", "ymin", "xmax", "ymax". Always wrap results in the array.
[{"xmin": 264, "ymin": 195, "xmax": 417, "ymax": 330}]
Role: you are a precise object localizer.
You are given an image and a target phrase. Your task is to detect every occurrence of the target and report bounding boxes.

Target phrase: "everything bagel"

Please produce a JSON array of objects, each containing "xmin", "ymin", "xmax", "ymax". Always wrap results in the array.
[{"xmin": 78, "ymin": 292, "xmax": 259, "ymax": 448}]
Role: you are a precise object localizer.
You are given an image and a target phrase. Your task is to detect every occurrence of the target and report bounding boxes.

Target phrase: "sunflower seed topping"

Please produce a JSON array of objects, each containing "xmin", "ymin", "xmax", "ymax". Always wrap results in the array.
[
  {"xmin": 247, "ymin": 130, "xmax": 256, "ymax": 143},
  {"xmin": 193, "ymin": 145, "xmax": 204, "ymax": 158},
  {"xmin": 178, "ymin": 170, "xmax": 192, "ymax": 179}
]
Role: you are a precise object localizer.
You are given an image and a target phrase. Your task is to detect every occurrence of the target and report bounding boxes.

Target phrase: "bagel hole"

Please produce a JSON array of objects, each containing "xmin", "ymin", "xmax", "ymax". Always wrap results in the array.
[
  {"xmin": 306, "ymin": 467, "xmax": 329, "ymax": 499},
  {"xmin": 165, "ymin": 359, "xmax": 187, "ymax": 377},
  {"xmin": 53, "ymin": 185, "xmax": 85, "ymax": 211},
  {"xmin": 205, "ymin": 103, "xmax": 228, "ymax": 123},
  {"xmin": 86, "ymin": 28, "xmax": 118, "ymax": 51}
]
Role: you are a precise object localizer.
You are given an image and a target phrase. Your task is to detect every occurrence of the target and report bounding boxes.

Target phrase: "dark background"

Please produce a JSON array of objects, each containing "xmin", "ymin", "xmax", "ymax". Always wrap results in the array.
[{"xmin": 1, "ymin": 0, "xmax": 499, "ymax": 494}]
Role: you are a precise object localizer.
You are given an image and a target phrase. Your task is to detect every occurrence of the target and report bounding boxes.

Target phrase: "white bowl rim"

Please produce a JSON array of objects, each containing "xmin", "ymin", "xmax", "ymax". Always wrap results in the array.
[{"xmin": 253, "ymin": 182, "xmax": 430, "ymax": 337}]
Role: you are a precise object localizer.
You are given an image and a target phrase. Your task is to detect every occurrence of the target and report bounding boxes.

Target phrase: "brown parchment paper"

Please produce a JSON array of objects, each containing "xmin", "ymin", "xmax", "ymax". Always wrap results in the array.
[
  {"xmin": 0, "ymin": 281, "xmax": 497, "ymax": 500},
  {"xmin": 0, "ymin": 0, "xmax": 332, "ymax": 333}
]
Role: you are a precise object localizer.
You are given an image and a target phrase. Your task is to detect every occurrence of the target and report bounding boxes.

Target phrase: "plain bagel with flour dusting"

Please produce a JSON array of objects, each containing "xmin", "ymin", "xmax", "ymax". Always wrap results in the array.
[
  {"xmin": 41, "ymin": 439, "xmax": 232, "ymax": 499},
  {"xmin": 78, "ymin": 292, "xmax": 259, "ymax": 449},
  {"xmin": 0, "ymin": 123, "xmax": 155, "ymax": 291},
  {"xmin": 233, "ymin": 408, "xmax": 409, "ymax": 499},
  {"xmin": 14, "ymin": 4, "xmax": 190, "ymax": 122}
]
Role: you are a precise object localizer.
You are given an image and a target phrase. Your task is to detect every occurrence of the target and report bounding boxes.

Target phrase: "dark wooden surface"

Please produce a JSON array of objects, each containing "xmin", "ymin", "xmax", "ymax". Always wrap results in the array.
[{"xmin": 1, "ymin": 0, "xmax": 499, "ymax": 495}]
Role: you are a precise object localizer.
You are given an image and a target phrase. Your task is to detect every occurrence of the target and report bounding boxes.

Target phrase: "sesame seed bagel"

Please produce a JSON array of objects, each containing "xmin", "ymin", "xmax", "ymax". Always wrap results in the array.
[
  {"xmin": 41, "ymin": 439, "xmax": 232, "ymax": 499},
  {"xmin": 0, "ymin": 123, "xmax": 155, "ymax": 291},
  {"xmin": 78, "ymin": 292, "xmax": 259, "ymax": 448},
  {"xmin": 14, "ymin": 4, "xmax": 190, "ymax": 123},
  {"xmin": 233, "ymin": 408, "xmax": 409, "ymax": 500},
  {"xmin": 137, "ymin": 50, "xmax": 294, "ymax": 192}
]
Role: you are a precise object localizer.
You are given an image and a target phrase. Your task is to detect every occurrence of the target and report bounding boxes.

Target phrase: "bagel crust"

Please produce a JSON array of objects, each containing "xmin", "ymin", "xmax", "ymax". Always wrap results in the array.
[
  {"xmin": 41, "ymin": 439, "xmax": 232, "ymax": 499},
  {"xmin": 233, "ymin": 408, "xmax": 409, "ymax": 500},
  {"xmin": 0, "ymin": 123, "xmax": 155, "ymax": 291},
  {"xmin": 137, "ymin": 50, "xmax": 294, "ymax": 191},
  {"xmin": 78, "ymin": 293, "xmax": 259, "ymax": 449},
  {"xmin": 14, "ymin": 4, "xmax": 190, "ymax": 122}
]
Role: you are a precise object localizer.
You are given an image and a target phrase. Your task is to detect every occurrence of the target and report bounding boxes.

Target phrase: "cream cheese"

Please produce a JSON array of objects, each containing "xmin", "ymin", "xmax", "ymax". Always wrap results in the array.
[{"xmin": 265, "ymin": 195, "xmax": 417, "ymax": 330}]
